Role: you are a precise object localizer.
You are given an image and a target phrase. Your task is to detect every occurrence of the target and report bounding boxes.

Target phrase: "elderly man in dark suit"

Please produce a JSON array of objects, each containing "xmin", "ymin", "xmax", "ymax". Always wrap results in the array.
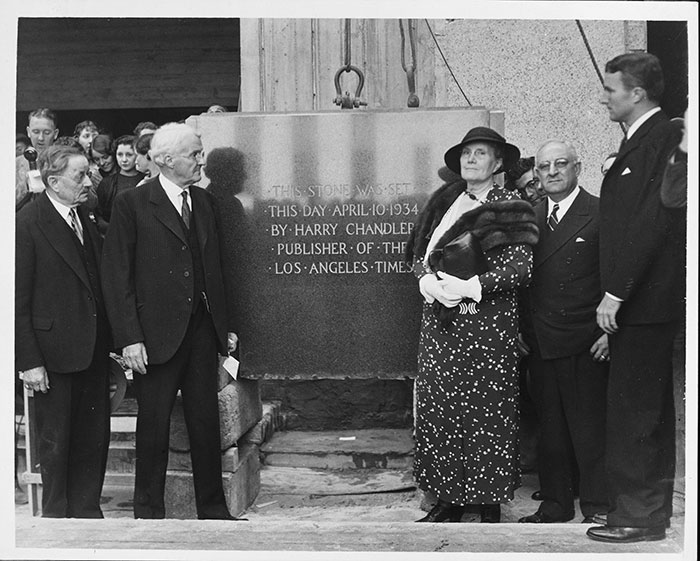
[
  {"xmin": 587, "ymin": 52, "xmax": 684, "ymax": 543},
  {"xmin": 15, "ymin": 145, "xmax": 112, "ymax": 518},
  {"xmin": 101, "ymin": 123, "xmax": 242, "ymax": 520},
  {"xmin": 518, "ymin": 140, "xmax": 609, "ymax": 525}
]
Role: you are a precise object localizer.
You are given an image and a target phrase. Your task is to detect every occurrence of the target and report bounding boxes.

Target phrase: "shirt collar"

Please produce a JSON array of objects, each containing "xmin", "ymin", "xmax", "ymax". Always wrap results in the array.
[
  {"xmin": 548, "ymin": 185, "xmax": 580, "ymax": 220},
  {"xmin": 159, "ymin": 174, "xmax": 192, "ymax": 211},
  {"xmin": 46, "ymin": 192, "xmax": 77, "ymax": 222},
  {"xmin": 626, "ymin": 106, "xmax": 661, "ymax": 140}
]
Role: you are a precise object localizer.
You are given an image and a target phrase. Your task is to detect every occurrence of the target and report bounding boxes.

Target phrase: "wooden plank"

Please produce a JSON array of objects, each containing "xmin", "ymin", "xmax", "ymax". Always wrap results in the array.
[
  {"xmin": 13, "ymin": 518, "xmax": 685, "ymax": 553},
  {"xmin": 16, "ymin": 18, "xmax": 241, "ymax": 111}
]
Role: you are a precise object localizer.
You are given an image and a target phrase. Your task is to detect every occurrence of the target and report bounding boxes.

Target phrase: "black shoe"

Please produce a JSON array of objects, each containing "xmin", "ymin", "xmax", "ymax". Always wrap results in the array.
[
  {"xmin": 531, "ymin": 490, "xmax": 543, "ymax": 501},
  {"xmin": 586, "ymin": 525, "xmax": 665, "ymax": 543},
  {"xmin": 480, "ymin": 504, "xmax": 500, "ymax": 523},
  {"xmin": 519, "ymin": 511, "xmax": 573, "ymax": 523},
  {"xmin": 199, "ymin": 513, "xmax": 248, "ymax": 521},
  {"xmin": 416, "ymin": 501, "xmax": 464, "ymax": 523}
]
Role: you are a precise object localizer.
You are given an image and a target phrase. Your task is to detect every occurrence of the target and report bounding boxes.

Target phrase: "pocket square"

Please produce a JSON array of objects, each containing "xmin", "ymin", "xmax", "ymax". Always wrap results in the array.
[
  {"xmin": 575, "ymin": 237, "xmax": 585, "ymax": 242},
  {"xmin": 621, "ymin": 167, "xmax": 632, "ymax": 176}
]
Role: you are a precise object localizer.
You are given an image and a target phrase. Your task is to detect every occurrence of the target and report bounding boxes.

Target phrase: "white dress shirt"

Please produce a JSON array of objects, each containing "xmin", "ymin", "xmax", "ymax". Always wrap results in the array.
[
  {"xmin": 46, "ymin": 193, "xmax": 81, "ymax": 230},
  {"xmin": 626, "ymin": 106, "xmax": 661, "ymax": 140},
  {"xmin": 547, "ymin": 186, "xmax": 580, "ymax": 222},
  {"xmin": 159, "ymin": 174, "xmax": 193, "ymax": 216}
]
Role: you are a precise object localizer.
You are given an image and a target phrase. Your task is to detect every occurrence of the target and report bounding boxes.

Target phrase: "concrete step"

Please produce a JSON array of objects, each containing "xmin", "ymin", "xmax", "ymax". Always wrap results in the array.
[{"xmin": 260, "ymin": 428, "xmax": 414, "ymax": 469}]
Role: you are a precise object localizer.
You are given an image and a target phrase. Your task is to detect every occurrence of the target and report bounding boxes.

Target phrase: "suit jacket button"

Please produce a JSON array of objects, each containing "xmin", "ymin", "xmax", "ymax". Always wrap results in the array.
[
  {"xmin": 184, "ymin": 271, "xmax": 190, "ymax": 277},
  {"xmin": 182, "ymin": 245, "xmax": 187, "ymax": 251},
  {"xmin": 187, "ymin": 297, "xmax": 192, "ymax": 303},
  {"xmin": 559, "ymin": 283, "xmax": 565, "ymax": 290},
  {"xmin": 566, "ymin": 257, "xmax": 573, "ymax": 265}
]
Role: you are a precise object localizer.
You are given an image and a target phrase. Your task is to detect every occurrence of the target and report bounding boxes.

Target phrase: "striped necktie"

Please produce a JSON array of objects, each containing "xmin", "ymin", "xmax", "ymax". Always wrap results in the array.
[
  {"xmin": 547, "ymin": 204, "xmax": 560, "ymax": 231},
  {"xmin": 69, "ymin": 207, "xmax": 83, "ymax": 245},
  {"xmin": 181, "ymin": 191, "xmax": 191, "ymax": 229}
]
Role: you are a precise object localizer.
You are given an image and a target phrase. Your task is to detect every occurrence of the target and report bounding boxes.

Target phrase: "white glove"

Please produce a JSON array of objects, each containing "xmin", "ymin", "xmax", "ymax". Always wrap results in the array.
[
  {"xmin": 436, "ymin": 272, "xmax": 482, "ymax": 303},
  {"xmin": 419, "ymin": 274, "xmax": 462, "ymax": 308},
  {"xmin": 419, "ymin": 274, "xmax": 439, "ymax": 303}
]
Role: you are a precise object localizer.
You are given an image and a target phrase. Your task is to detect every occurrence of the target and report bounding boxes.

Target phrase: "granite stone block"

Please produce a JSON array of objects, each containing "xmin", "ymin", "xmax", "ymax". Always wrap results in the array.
[
  {"xmin": 164, "ymin": 443, "xmax": 260, "ymax": 519},
  {"xmin": 169, "ymin": 379, "xmax": 262, "ymax": 452}
]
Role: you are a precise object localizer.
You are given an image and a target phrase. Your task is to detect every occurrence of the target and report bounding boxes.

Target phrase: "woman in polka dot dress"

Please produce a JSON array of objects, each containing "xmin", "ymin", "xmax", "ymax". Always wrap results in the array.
[{"xmin": 405, "ymin": 127, "xmax": 539, "ymax": 523}]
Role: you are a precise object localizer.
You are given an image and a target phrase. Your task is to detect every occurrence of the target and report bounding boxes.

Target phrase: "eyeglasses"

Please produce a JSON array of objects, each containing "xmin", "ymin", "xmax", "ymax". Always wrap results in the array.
[
  {"xmin": 536, "ymin": 159, "xmax": 573, "ymax": 173},
  {"xmin": 523, "ymin": 178, "xmax": 539, "ymax": 190}
]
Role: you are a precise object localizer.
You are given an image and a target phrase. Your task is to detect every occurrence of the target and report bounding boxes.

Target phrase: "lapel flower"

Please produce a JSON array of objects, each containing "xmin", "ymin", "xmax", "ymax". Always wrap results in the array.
[{"xmin": 88, "ymin": 211, "xmax": 97, "ymax": 225}]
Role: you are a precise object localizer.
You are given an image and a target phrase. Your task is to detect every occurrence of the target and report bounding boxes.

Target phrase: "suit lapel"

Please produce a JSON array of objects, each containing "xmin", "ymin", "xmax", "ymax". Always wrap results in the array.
[
  {"xmin": 609, "ymin": 110, "xmax": 666, "ymax": 176},
  {"xmin": 535, "ymin": 190, "xmax": 593, "ymax": 268},
  {"xmin": 189, "ymin": 186, "xmax": 210, "ymax": 251},
  {"xmin": 78, "ymin": 206, "xmax": 101, "ymax": 265},
  {"xmin": 36, "ymin": 193, "xmax": 91, "ymax": 290},
  {"xmin": 149, "ymin": 179, "xmax": 188, "ymax": 243}
]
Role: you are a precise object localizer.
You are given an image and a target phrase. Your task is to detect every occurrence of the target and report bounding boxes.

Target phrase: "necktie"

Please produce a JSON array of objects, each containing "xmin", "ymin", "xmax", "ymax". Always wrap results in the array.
[
  {"xmin": 69, "ymin": 208, "xmax": 83, "ymax": 245},
  {"xmin": 181, "ymin": 191, "xmax": 191, "ymax": 229},
  {"xmin": 547, "ymin": 204, "xmax": 560, "ymax": 231},
  {"xmin": 619, "ymin": 134, "xmax": 627, "ymax": 152}
]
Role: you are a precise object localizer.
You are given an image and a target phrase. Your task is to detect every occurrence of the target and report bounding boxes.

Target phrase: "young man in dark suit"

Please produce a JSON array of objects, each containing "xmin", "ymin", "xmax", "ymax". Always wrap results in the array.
[
  {"xmin": 518, "ymin": 140, "xmax": 609, "ymax": 526},
  {"xmin": 101, "ymin": 123, "xmax": 242, "ymax": 520},
  {"xmin": 588, "ymin": 52, "xmax": 684, "ymax": 543},
  {"xmin": 15, "ymin": 145, "xmax": 112, "ymax": 517}
]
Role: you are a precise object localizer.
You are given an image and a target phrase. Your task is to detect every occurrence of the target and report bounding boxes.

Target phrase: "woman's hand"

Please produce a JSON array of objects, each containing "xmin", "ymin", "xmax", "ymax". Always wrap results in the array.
[
  {"xmin": 436, "ymin": 272, "xmax": 482, "ymax": 302},
  {"xmin": 419, "ymin": 274, "xmax": 462, "ymax": 308}
]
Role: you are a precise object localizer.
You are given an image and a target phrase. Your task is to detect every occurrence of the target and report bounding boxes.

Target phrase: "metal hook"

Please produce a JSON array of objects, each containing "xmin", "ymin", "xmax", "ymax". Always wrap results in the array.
[{"xmin": 333, "ymin": 65, "xmax": 367, "ymax": 109}]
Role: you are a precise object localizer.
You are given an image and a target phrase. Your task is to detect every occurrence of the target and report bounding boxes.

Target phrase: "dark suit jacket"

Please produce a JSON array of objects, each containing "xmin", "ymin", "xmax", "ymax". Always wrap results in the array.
[
  {"xmin": 101, "ymin": 177, "xmax": 233, "ymax": 364},
  {"xmin": 599, "ymin": 110, "xmax": 684, "ymax": 325},
  {"xmin": 523, "ymin": 189, "xmax": 603, "ymax": 360},
  {"xmin": 15, "ymin": 192, "xmax": 108, "ymax": 373}
]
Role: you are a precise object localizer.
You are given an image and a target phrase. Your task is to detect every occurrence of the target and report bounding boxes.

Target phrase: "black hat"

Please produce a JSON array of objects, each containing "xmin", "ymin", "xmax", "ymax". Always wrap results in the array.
[{"xmin": 444, "ymin": 126, "xmax": 520, "ymax": 175}]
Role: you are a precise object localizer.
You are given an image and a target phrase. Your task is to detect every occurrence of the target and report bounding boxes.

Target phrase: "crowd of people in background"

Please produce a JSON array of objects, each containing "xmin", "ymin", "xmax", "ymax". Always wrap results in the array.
[{"xmin": 13, "ymin": 51, "xmax": 688, "ymax": 545}]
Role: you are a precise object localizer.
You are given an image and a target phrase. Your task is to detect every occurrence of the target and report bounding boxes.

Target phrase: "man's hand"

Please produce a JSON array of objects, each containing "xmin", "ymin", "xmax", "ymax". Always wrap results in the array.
[
  {"xmin": 20, "ymin": 366, "xmax": 50, "ymax": 393},
  {"xmin": 596, "ymin": 294, "xmax": 622, "ymax": 334},
  {"xmin": 123, "ymin": 342, "xmax": 148, "ymax": 375},
  {"xmin": 517, "ymin": 333, "xmax": 531, "ymax": 357},
  {"xmin": 589, "ymin": 333, "xmax": 610, "ymax": 362},
  {"xmin": 227, "ymin": 332, "xmax": 239, "ymax": 355}
]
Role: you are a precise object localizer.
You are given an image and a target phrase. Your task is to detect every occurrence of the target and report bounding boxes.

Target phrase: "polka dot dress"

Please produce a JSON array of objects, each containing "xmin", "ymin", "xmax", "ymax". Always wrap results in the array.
[{"xmin": 413, "ymin": 187, "xmax": 532, "ymax": 506}]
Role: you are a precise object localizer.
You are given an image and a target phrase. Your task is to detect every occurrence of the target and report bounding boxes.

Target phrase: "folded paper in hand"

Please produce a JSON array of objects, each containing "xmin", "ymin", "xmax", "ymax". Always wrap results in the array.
[{"xmin": 222, "ymin": 355, "xmax": 239, "ymax": 380}]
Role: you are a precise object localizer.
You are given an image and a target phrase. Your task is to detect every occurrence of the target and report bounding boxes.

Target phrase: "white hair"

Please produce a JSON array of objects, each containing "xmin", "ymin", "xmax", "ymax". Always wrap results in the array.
[
  {"xmin": 149, "ymin": 122, "xmax": 200, "ymax": 167},
  {"xmin": 535, "ymin": 139, "xmax": 580, "ymax": 164}
]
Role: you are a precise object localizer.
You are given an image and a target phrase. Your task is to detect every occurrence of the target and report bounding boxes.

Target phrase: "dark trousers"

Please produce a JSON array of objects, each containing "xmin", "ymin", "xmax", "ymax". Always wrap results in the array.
[
  {"xmin": 132, "ymin": 306, "xmax": 229, "ymax": 519},
  {"xmin": 529, "ymin": 350, "xmax": 608, "ymax": 520},
  {"xmin": 606, "ymin": 322, "xmax": 677, "ymax": 528},
  {"xmin": 33, "ymin": 359, "xmax": 110, "ymax": 518}
]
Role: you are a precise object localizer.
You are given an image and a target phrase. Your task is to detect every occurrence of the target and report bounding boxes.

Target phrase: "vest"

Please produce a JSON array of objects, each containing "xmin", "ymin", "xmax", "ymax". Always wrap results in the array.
[{"xmin": 179, "ymin": 206, "xmax": 207, "ymax": 315}]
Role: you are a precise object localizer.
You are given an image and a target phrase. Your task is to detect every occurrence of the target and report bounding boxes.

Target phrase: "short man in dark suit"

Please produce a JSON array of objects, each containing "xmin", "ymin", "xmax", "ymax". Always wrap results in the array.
[
  {"xmin": 101, "ymin": 123, "xmax": 242, "ymax": 520},
  {"xmin": 518, "ymin": 140, "xmax": 609, "ymax": 525},
  {"xmin": 587, "ymin": 52, "xmax": 684, "ymax": 543},
  {"xmin": 15, "ymin": 145, "xmax": 112, "ymax": 517}
]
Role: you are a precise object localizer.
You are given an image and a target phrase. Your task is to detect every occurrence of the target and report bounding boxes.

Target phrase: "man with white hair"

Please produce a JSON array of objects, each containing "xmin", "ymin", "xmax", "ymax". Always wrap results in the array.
[
  {"xmin": 101, "ymin": 123, "xmax": 242, "ymax": 520},
  {"xmin": 518, "ymin": 140, "xmax": 609, "ymax": 526}
]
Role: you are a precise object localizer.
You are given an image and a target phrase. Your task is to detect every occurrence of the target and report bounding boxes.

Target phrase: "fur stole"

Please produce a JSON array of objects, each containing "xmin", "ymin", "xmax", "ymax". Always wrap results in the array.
[{"xmin": 405, "ymin": 181, "xmax": 539, "ymax": 264}]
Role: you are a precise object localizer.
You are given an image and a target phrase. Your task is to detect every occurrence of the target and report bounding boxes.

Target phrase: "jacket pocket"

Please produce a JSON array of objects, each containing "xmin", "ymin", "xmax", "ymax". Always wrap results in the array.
[{"xmin": 32, "ymin": 316, "xmax": 53, "ymax": 331}]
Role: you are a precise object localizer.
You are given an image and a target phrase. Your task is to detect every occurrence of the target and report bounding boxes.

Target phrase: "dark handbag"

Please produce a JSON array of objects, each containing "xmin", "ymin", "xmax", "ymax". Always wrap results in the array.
[{"xmin": 427, "ymin": 231, "xmax": 489, "ymax": 328}]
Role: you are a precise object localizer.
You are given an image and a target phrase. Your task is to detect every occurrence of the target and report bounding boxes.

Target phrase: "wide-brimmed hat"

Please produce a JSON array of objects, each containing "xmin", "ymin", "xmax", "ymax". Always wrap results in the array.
[{"xmin": 444, "ymin": 126, "xmax": 520, "ymax": 175}]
